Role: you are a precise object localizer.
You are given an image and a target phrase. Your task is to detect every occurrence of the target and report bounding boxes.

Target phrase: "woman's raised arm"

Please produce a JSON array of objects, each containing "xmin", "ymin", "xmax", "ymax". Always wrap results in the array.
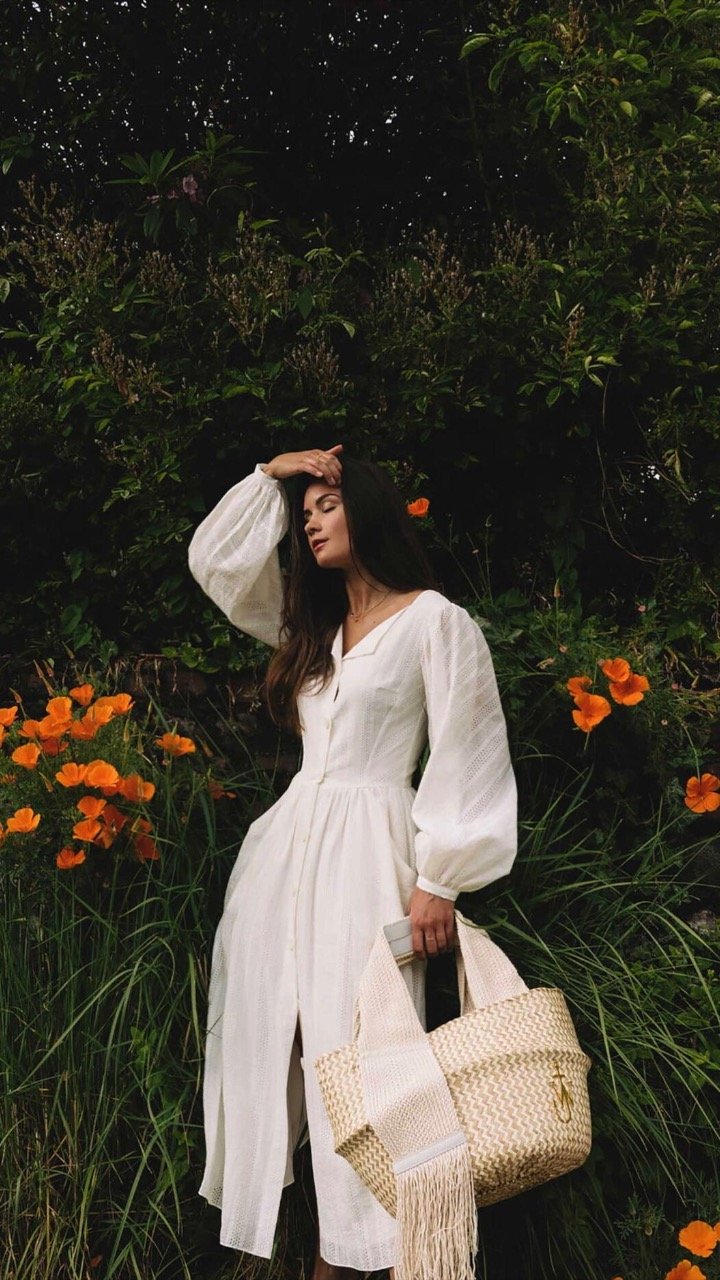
[
  {"xmin": 188, "ymin": 464, "xmax": 291, "ymax": 648},
  {"xmin": 187, "ymin": 446, "xmax": 343, "ymax": 647}
]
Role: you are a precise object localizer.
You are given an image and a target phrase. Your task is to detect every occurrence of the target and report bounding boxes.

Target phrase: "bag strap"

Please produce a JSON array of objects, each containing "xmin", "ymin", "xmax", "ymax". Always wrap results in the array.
[
  {"xmin": 352, "ymin": 910, "xmax": 528, "ymax": 1040},
  {"xmin": 454, "ymin": 912, "xmax": 528, "ymax": 1013}
]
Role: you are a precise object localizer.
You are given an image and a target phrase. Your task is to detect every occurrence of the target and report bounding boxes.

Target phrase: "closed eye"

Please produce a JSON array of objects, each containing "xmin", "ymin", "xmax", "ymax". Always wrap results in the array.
[{"xmin": 303, "ymin": 500, "xmax": 339, "ymax": 529}]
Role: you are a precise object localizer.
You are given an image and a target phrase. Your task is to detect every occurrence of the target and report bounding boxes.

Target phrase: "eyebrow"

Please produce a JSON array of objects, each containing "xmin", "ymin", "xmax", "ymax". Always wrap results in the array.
[{"xmin": 302, "ymin": 492, "xmax": 341, "ymax": 518}]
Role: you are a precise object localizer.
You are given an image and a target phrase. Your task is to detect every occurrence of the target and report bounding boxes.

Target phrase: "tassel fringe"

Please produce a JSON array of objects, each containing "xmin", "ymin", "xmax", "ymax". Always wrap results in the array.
[{"xmin": 394, "ymin": 1141, "xmax": 478, "ymax": 1280}]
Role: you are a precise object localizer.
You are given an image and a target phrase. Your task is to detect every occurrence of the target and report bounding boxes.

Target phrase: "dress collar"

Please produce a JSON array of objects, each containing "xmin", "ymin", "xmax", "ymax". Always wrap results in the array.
[{"xmin": 333, "ymin": 591, "xmax": 431, "ymax": 661}]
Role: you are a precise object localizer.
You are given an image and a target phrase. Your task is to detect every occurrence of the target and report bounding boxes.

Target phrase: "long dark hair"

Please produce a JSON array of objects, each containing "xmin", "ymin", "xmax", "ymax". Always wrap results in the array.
[{"xmin": 265, "ymin": 454, "xmax": 440, "ymax": 735}]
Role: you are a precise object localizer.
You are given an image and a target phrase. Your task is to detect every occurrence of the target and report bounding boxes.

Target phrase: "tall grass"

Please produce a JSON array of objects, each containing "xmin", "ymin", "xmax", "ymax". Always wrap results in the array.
[
  {"xmin": 0, "ymin": 693, "xmax": 296, "ymax": 1280},
  {"xmin": 1, "ymin": 681, "xmax": 718, "ymax": 1280},
  {"xmin": 461, "ymin": 747, "xmax": 720, "ymax": 1280}
]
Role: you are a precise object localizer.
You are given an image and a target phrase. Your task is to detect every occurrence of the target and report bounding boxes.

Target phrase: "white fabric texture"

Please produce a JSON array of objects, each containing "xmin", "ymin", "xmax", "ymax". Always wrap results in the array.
[{"xmin": 187, "ymin": 462, "xmax": 518, "ymax": 1269}]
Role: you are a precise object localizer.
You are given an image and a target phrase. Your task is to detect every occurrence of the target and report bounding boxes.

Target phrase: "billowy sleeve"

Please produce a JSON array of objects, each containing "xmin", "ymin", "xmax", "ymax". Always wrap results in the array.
[
  {"xmin": 187, "ymin": 463, "xmax": 290, "ymax": 648},
  {"xmin": 411, "ymin": 601, "xmax": 518, "ymax": 902}
]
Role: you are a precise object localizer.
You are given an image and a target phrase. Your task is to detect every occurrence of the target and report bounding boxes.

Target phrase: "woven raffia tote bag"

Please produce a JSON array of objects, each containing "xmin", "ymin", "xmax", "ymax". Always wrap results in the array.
[{"xmin": 314, "ymin": 910, "xmax": 592, "ymax": 1218}]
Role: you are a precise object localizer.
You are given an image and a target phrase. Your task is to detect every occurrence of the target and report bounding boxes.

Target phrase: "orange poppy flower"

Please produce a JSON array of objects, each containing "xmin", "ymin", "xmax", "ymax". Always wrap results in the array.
[
  {"xmin": 134, "ymin": 832, "xmax": 160, "ymax": 861},
  {"xmin": 131, "ymin": 816, "xmax": 153, "ymax": 836},
  {"xmin": 84, "ymin": 760, "xmax": 121, "ymax": 789},
  {"xmin": 69, "ymin": 718, "xmax": 98, "ymax": 741},
  {"xmin": 678, "ymin": 1220, "xmax": 718, "ymax": 1258},
  {"xmin": 571, "ymin": 692, "xmax": 612, "ymax": 733},
  {"xmin": 92, "ymin": 803, "xmax": 128, "ymax": 848},
  {"xmin": 155, "ymin": 732, "xmax": 196, "ymax": 757},
  {"xmin": 208, "ymin": 780, "xmax": 237, "ymax": 800},
  {"xmin": 19, "ymin": 718, "xmax": 43, "ymax": 740},
  {"xmin": 566, "ymin": 675, "xmax": 592, "ymax": 700},
  {"xmin": 104, "ymin": 802, "xmax": 127, "ymax": 830},
  {"xmin": 607, "ymin": 673, "xmax": 650, "ymax": 705},
  {"xmin": 684, "ymin": 774, "xmax": 720, "ymax": 814},
  {"xmin": 95, "ymin": 693, "xmax": 134, "ymax": 715},
  {"xmin": 118, "ymin": 773, "xmax": 156, "ymax": 803},
  {"xmin": 11, "ymin": 743, "xmax": 41, "ymax": 769},
  {"xmin": 83, "ymin": 704, "xmax": 115, "ymax": 728},
  {"xmin": 73, "ymin": 816, "xmax": 102, "ymax": 842},
  {"xmin": 36, "ymin": 713, "xmax": 73, "ymax": 738},
  {"xmin": 0, "ymin": 706, "xmax": 18, "ymax": 727},
  {"xmin": 407, "ymin": 498, "xmax": 430, "ymax": 517},
  {"xmin": 77, "ymin": 796, "xmax": 107, "ymax": 819},
  {"xmin": 40, "ymin": 737, "xmax": 68, "ymax": 757},
  {"xmin": 55, "ymin": 762, "xmax": 89, "ymax": 787},
  {"xmin": 664, "ymin": 1262, "xmax": 707, "ymax": 1280},
  {"xmin": 0, "ymin": 726, "xmax": 4, "ymax": 747},
  {"xmin": 56, "ymin": 846, "xmax": 87, "ymax": 869},
  {"xmin": 69, "ymin": 683, "xmax": 95, "ymax": 706},
  {"xmin": 7, "ymin": 807, "xmax": 41, "ymax": 833},
  {"xmin": 599, "ymin": 657, "xmax": 631, "ymax": 683},
  {"xmin": 45, "ymin": 696, "xmax": 73, "ymax": 721}
]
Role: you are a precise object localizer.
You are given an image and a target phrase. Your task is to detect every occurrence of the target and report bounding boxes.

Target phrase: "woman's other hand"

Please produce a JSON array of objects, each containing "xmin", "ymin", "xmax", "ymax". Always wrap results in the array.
[
  {"xmin": 262, "ymin": 445, "xmax": 343, "ymax": 484},
  {"xmin": 408, "ymin": 887, "xmax": 456, "ymax": 960}
]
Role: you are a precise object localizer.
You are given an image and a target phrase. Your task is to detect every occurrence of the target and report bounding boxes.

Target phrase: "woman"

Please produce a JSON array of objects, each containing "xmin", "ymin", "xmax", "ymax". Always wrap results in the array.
[{"xmin": 188, "ymin": 443, "xmax": 518, "ymax": 1280}]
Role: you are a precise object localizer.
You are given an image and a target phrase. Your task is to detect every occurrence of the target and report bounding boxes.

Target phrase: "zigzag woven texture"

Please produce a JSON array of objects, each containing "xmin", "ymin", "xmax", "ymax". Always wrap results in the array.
[{"xmin": 314, "ymin": 986, "xmax": 592, "ymax": 1217}]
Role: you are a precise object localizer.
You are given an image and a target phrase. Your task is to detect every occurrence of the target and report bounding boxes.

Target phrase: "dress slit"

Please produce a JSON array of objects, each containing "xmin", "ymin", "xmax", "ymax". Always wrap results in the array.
[{"xmin": 283, "ymin": 1015, "xmax": 308, "ymax": 1188}]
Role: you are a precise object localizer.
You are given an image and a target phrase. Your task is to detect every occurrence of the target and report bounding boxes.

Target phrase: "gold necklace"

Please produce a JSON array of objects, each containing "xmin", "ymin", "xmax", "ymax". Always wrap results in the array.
[{"xmin": 347, "ymin": 588, "xmax": 395, "ymax": 622}]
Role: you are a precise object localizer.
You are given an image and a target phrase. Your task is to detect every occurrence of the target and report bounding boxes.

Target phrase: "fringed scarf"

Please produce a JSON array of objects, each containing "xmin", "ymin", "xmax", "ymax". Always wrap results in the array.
[{"xmin": 356, "ymin": 931, "xmax": 478, "ymax": 1280}]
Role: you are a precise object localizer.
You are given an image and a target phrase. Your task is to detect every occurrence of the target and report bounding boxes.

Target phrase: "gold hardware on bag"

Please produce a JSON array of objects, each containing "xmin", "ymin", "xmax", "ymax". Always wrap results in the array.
[{"xmin": 550, "ymin": 1062, "xmax": 574, "ymax": 1124}]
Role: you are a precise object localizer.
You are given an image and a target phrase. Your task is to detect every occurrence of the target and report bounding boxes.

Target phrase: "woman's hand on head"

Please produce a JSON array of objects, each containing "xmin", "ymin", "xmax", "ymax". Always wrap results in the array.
[
  {"xmin": 262, "ymin": 445, "xmax": 343, "ymax": 484},
  {"xmin": 408, "ymin": 887, "xmax": 456, "ymax": 960}
]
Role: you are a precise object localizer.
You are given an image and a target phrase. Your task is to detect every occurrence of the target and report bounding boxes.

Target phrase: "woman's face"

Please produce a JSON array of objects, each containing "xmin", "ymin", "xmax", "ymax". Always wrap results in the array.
[{"xmin": 302, "ymin": 481, "xmax": 352, "ymax": 569}]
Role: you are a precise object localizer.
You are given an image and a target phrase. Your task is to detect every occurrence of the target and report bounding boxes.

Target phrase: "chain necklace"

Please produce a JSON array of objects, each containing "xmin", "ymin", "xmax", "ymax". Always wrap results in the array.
[{"xmin": 347, "ymin": 588, "xmax": 395, "ymax": 623}]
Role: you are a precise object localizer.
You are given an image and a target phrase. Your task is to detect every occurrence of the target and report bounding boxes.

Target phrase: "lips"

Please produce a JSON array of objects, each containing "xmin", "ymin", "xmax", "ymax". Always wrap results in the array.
[{"xmin": 312, "ymin": 539, "xmax": 328, "ymax": 553}]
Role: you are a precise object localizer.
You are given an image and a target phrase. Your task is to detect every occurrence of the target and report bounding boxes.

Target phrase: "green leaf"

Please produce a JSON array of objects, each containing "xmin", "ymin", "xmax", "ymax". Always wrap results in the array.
[
  {"xmin": 294, "ymin": 287, "xmax": 314, "ymax": 319},
  {"xmin": 488, "ymin": 47, "xmax": 517, "ymax": 93},
  {"xmin": 459, "ymin": 34, "xmax": 493, "ymax": 59},
  {"xmin": 222, "ymin": 383, "xmax": 251, "ymax": 398},
  {"xmin": 619, "ymin": 100, "xmax": 637, "ymax": 118},
  {"xmin": 60, "ymin": 602, "xmax": 85, "ymax": 636}
]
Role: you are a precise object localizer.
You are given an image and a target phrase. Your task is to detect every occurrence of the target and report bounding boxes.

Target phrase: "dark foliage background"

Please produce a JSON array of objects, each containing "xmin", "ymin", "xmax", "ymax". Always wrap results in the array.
[{"xmin": 0, "ymin": 0, "xmax": 717, "ymax": 677}]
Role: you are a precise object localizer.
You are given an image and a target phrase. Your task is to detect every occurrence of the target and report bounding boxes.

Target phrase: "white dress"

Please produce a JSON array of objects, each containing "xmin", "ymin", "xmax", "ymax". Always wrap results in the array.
[{"xmin": 187, "ymin": 463, "xmax": 518, "ymax": 1271}]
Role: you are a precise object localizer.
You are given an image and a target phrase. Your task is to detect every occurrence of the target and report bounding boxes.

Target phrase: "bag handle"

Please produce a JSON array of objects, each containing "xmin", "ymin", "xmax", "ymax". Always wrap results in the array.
[{"xmin": 352, "ymin": 910, "xmax": 528, "ymax": 1041}]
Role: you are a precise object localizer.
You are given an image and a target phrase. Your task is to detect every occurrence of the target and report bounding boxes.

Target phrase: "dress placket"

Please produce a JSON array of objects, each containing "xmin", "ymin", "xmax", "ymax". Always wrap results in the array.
[{"xmin": 290, "ymin": 640, "xmax": 341, "ymax": 970}]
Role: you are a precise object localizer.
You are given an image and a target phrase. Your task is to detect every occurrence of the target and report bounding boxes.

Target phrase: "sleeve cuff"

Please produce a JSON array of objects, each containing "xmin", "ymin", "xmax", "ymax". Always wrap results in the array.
[
  {"xmin": 254, "ymin": 462, "xmax": 282, "ymax": 487},
  {"xmin": 415, "ymin": 875, "xmax": 459, "ymax": 902}
]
